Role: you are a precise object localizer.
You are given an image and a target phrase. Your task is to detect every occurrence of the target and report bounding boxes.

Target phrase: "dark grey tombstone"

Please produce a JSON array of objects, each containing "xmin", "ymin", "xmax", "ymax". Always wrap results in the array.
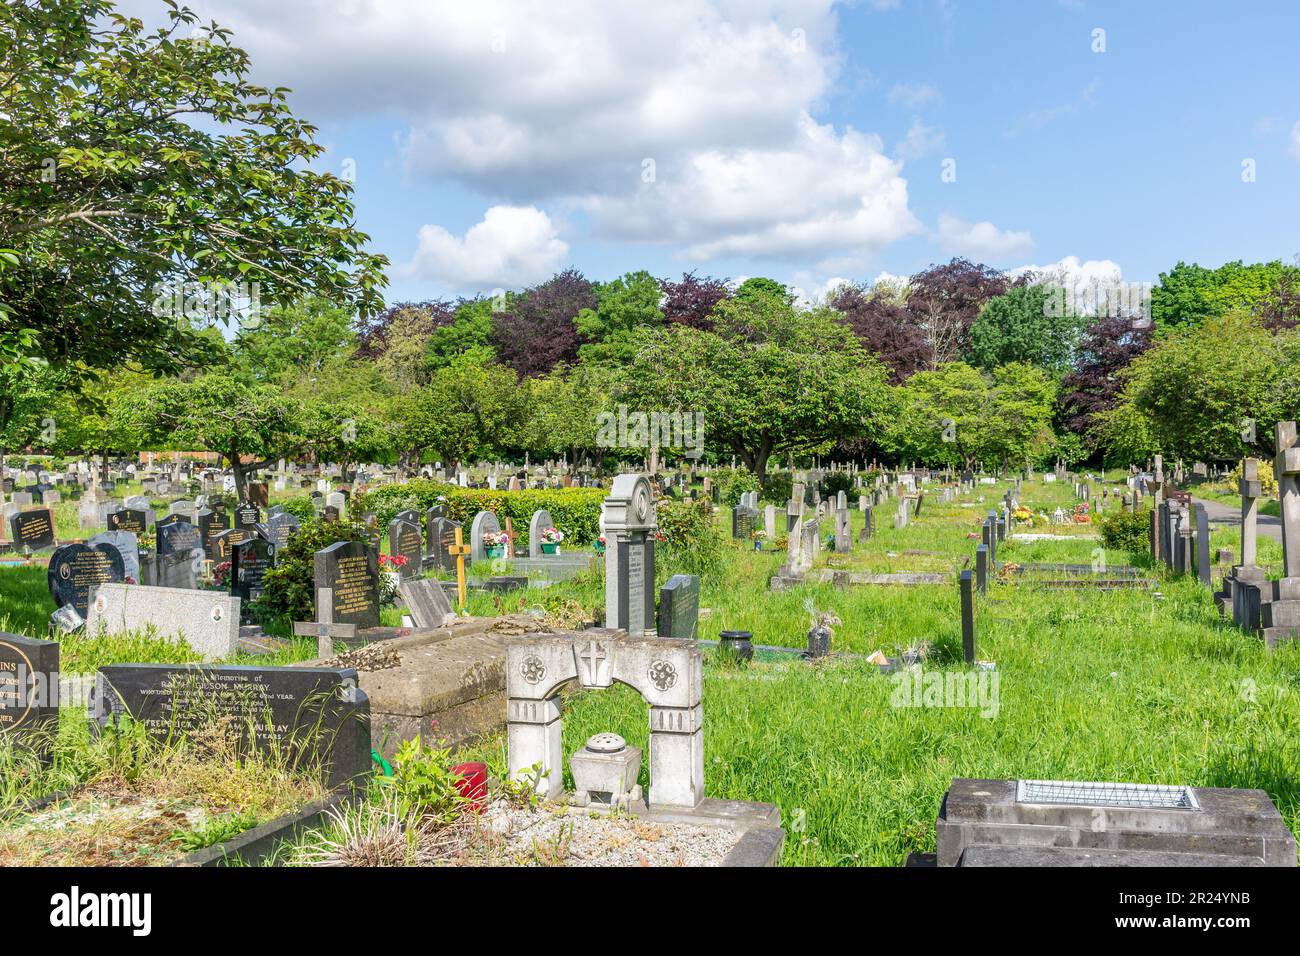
[
  {"xmin": 231, "ymin": 537, "xmax": 275, "ymax": 618},
  {"xmin": 92, "ymin": 663, "xmax": 371, "ymax": 792},
  {"xmin": 0, "ymin": 632, "xmax": 59, "ymax": 759},
  {"xmin": 427, "ymin": 517, "xmax": 463, "ymax": 572},
  {"xmin": 264, "ymin": 511, "xmax": 301, "ymax": 552},
  {"xmin": 731, "ymin": 504, "xmax": 757, "ymax": 540},
  {"xmin": 47, "ymin": 543, "xmax": 126, "ymax": 619},
  {"xmin": 975, "ymin": 544, "xmax": 988, "ymax": 595},
  {"xmin": 106, "ymin": 507, "xmax": 148, "ymax": 534},
  {"xmin": 156, "ymin": 517, "xmax": 202, "ymax": 560},
  {"xmin": 9, "ymin": 509, "xmax": 56, "ymax": 551},
  {"xmin": 234, "ymin": 502, "xmax": 262, "ymax": 531},
  {"xmin": 210, "ymin": 527, "xmax": 252, "ymax": 565},
  {"xmin": 960, "ymin": 570, "xmax": 976, "ymax": 665},
  {"xmin": 87, "ymin": 530, "xmax": 140, "ymax": 585},
  {"xmin": 858, "ymin": 505, "xmax": 873, "ymax": 542},
  {"xmin": 387, "ymin": 517, "xmax": 423, "ymax": 578},
  {"xmin": 657, "ymin": 574, "xmax": 700, "ymax": 640},
  {"xmin": 197, "ymin": 507, "xmax": 231, "ymax": 558},
  {"xmin": 314, "ymin": 540, "xmax": 380, "ymax": 629}
]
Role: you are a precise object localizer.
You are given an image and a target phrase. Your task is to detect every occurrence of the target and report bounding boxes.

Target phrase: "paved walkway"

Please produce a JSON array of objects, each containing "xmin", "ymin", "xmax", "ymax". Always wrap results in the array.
[{"xmin": 1192, "ymin": 496, "xmax": 1282, "ymax": 543}]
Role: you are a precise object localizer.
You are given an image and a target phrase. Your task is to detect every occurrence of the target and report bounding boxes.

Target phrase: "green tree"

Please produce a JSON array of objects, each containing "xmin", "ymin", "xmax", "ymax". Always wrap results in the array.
[
  {"xmin": 0, "ymin": 1, "xmax": 386, "ymax": 378},
  {"xmin": 1150, "ymin": 260, "xmax": 1300, "ymax": 332},
  {"xmin": 969, "ymin": 284, "xmax": 1083, "ymax": 374},
  {"xmin": 1097, "ymin": 311, "xmax": 1300, "ymax": 462},
  {"xmin": 426, "ymin": 297, "xmax": 499, "ymax": 372},
  {"xmin": 575, "ymin": 271, "xmax": 665, "ymax": 363},
  {"xmin": 889, "ymin": 361, "xmax": 1056, "ymax": 469},
  {"xmin": 620, "ymin": 291, "xmax": 893, "ymax": 484}
]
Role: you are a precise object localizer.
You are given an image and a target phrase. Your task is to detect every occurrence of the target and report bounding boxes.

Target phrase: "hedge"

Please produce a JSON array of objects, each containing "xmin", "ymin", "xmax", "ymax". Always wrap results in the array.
[{"xmin": 354, "ymin": 480, "xmax": 606, "ymax": 549}]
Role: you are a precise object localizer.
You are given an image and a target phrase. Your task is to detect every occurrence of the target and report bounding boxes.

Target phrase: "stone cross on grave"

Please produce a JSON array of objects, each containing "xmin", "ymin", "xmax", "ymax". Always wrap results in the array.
[
  {"xmin": 1275, "ymin": 422, "xmax": 1300, "ymax": 580},
  {"xmin": 292, "ymin": 587, "xmax": 358, "ymax": 659},
  {"xmin": 1239, "ymin": 457, "xmax": 1262, "ymax": 569},
  {"xmin": 448, "ymin": 526, "xmax": 472, "ymax": 609}
]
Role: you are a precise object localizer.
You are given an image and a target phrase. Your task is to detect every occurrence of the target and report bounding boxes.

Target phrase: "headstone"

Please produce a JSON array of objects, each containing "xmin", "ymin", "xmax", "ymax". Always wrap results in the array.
[
  {"xmin": 602, "ymin": 475, "xmax": 657, "ymax": 636},
  {"xmin": 87, "ymin": 530, "xmax": 141, "ymax": 585},
  {"xmin": 197, "ymin": 507, "xmax": 230, "ymax": 558},
  {"xmin": 396, "ymin": 577, "xmax": 454, "ymax": 629},
  {"xmin": 156, "ymin": 517, "xmax": 202, "ymax": 561},
  {"xmin": 0, "ymin": 632, "xmax": 59, "ymax": 749},
  {"xmin": 528, "ymin": 508, "xmax": 558, "ymax": 559},
  {"xmin": 313, "ymin": 540, "xmax": 380, "ymax": 629},
  {"xmin": 387, "ymin": 517, "xmax": 423, "ymax": 578},
  {"xmin": 264, "ymin": 510, "xmax": 301, "ymax": 551},
  {"xmin": 47, "ymin": 543, "xmax": 126, "ymax": 619},
  {"xmin": 231, "ymin": 537, "xmax": 275, "ymax": 616},
  {"xmin": 92, "ymin": 663, "xmax": 371, "ymax": 792},
  {"xmin": 427, "ymin": 517, "xmax": 463, "ymax": 573},
  {"xmin": 9, "ymin": 508, "xmax": 55, "ymax": 551},
  {"xmin": 834, "ymin": 508, "xmax": 851, "ymax": 551},
  {"xmin": 86, "ymin": 583, "xmax": 240, "ymax": 660},
  {"xmin": 960, "ymin": 570, "xmax": 976, "ymax": 664},
  {"xmin": 731, "ymin": 500, "xmax": 757, "ymax": 540},
  {"xmin": 469, "ymin": 511, "xmax": 502, "ymax": 563},
  {"xmin": 234, "ymin": 502, "xmax": 261, "ymax": 531},
  {"xmin": 210, "ymin": 527, "xmax": 252, "ymax": 565},
  {"xmin": 657, "ymin": 574, "xmax": 700, "ymax": 640}
]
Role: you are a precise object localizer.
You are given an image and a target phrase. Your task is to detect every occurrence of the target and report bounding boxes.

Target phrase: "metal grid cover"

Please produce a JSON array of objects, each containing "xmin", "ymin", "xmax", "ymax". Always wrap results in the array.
[{"xmin": 1016, "ymin": 779, "xmax": 1200, "ymax": 810}]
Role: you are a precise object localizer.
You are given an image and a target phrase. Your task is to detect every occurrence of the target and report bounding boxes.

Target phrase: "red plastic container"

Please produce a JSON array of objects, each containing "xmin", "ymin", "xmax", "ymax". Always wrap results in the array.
[{"xmin": 452, "ymin": 761, "xmax": 489, "ymax": 813}]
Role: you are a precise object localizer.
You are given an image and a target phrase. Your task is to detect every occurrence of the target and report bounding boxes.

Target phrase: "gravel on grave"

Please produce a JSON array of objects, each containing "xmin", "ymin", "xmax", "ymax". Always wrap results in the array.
[{"xmin": 459, "ymin": 800, "xmax": 741, "ymax": 867}]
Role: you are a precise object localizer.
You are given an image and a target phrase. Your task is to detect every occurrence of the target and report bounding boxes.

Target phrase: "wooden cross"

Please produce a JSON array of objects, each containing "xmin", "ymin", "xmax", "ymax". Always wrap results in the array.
[
  {"xmin": 503, "ymin": 516, "xmax": 518, "ymax": 557},
  {"xmin": 448, "ymin": 527, "xmax": 471, "ymax": 610},
  {"xmin": 292, "ymin": 587, "xmax": 357, "ymax": 659}
]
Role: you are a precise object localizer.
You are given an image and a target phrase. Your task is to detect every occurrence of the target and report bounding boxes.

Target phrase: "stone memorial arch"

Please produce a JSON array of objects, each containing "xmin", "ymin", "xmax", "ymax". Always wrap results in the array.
[{"xmin": 506, "ymin": 632, "xmax": 703, "ymax": 809}]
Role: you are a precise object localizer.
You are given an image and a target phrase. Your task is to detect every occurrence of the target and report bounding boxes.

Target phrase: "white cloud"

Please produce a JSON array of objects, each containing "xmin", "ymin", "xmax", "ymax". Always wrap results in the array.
[
  {"xmin": 402, "ymin": 205, "xmax": 568, "ymax": 292},
  {"xmin": 936, "ymin": 213, "xmax": 1034, "ymax": 261},
  {"xmin": 586, "ymin": 114, "xmax": 921, "ymax": 261},
  {"xmin": 887, "ymin": 83, "xmax": 940, "ymax": 109},
  {"xmin": 894, "ymin": 118, "xmax": 946, "ymax": 161},
  {"xmin": 1008, "ymin": 255, "xmax": 1122, "ymax": 291}
]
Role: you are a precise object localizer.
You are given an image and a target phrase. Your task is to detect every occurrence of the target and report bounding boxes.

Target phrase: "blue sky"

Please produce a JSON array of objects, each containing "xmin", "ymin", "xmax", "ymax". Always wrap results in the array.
[{"xmin": 125, "ymin": 0, "xmax": 1300, "ymax": 304}]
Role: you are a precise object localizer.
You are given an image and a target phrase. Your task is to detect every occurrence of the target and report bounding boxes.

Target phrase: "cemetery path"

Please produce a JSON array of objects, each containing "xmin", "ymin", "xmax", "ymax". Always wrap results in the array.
[{"xmin": 1192, "ymin": 496, "xmax": 1283, "ymax": 542}]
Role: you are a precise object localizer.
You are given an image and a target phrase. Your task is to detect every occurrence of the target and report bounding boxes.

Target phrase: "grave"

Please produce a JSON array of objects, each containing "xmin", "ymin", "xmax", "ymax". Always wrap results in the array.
[
  {"xmin": 602, "ymin": 475, "xmax": 657, "ymax": 636},
  {"xmin": 313, "ymin": 540, "xmax": 381, "ymax": 629},
  {"xmin": 932, "ymin": 778, "xmax": 1296, "ymax": 866},
  {"xmin": 106, "ymin": 507, "xmax": 148, "ymax": 534},
  {"xmin": 86, "ymin": 583, "xmax": 240, "ymax": 660},
  {"xmin": 231, "ymin": 537, "xmax": 275, "ymax": 618},
  {"xmin": 92, "ymin": 663, "xmax": 372, "ymax": 792},
  {"xmin": 47, "ymin": 542, "xmax": 126, "ymax": 621},
  {"xmin": 1259, "ymin": 421, "xmax": 1300, "ymax": 647},
  {"xmin": 388, "ymin": 516, "xmax": 423, "ymax": 577},
  {"xmin": 87, "ymin": 530, "xmax": 141, "ymax": 585},
  {"xmin": 397, "ymin": 577, "xmax": 455, "ymax": 629},
  {"xmin": 657, "ymin": 574, "xmax": 700, "ymax": 640},
  {"xmin": 527, "ymin": 508, "xmax": 559, "ymax": 558},
  {"xmin": 0, "ymin": 632, "xmax": 59, "ymax": 749},
  {"xmin": 469, "ymin": 511, "xmax": 502, "ymax": 563},
  {"xmin": 10, "ymin": 508, "xmax": 55, "ymax": 552}
]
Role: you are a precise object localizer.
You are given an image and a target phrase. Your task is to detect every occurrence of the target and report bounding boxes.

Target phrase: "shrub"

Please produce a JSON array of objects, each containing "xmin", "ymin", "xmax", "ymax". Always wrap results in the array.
[
  {"xmin": 1225, "ymin": 459, "xmax": 1278, "ymax": 498},
  {"xmin": 260, "ymin": 518, "xmax": 372, "ymax": 626},
  {"xmin": 276, "ymin": 495, "xmax": 320, "ymax": 522},
  {"xmin": 819, "ymin": 470, "xmax": 855, "ymax": 501},
  {"xmin": 1098, "ymin": 508, "xmax": 1150, "ymax": 554},
  {"xmin": 720, "ymin": 469, "xmax": 760, "ymax": 507},
  {"xmin": 354, "ymin": 481, "xmax": 605, "ymax": 549},
  {"xmin": 656, "ymin": 498, "xmax": 724, "ymax": 582},
  {"xmin": 760, "ymin": 471, "xmax": 793, "ymax": 505}
]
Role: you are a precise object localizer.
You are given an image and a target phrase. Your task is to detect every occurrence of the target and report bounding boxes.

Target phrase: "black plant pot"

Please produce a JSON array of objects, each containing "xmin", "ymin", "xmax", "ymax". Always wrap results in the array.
[{"xmin": 719, "ymin": 629, "xmax": 754, "ymax": 663}]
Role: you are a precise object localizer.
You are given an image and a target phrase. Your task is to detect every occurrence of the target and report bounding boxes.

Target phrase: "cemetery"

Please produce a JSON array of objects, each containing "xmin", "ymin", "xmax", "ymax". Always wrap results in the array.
[{"xmin": 2, "ymin": 0, "xmax": 1299, "ymax": 894}]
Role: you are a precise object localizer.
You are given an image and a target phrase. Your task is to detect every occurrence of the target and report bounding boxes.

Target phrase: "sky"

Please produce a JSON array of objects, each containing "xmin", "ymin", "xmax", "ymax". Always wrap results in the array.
[{"xmin": 121, "ymin": 0, "xmax": 1300, "ymax": 305}]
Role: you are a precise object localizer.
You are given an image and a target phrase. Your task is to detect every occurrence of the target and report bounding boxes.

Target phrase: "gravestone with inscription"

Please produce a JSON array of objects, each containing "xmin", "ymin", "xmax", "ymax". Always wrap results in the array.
[
  {"xmin": 9, "ymin": 508, "xmax": 55, "ymax": 551},
  {"xmin": 427, "ymin": 517, "xmax": 462, "ymax": 572},
  {"xmin": 106, "ymin": 507, "xmax": 148, "ymax": 534},
  {"xmin": 231, "ymin": 537, "xmax": 275, "ymax": 619},
  {"xmin": 48, "ymin": 543, "xmax": 126, "ymax": 619},
  {"xmin": 86, "ymin": 583, "xmax": 240, "ymax": 659},
  {"xmin": 234, "ymin": 502, "xmax": 262, "ymax": 531},
  {"xmin": 602, "ymin": 474, "xmax": 657, "ymax": 636},
  {"xmin": 387, "ymin": 517, "xmax": 423, "ymax": 578},
  {"xmin": 87, "ymin": 530, "xmax": 141, "ymax": 585},
  {"xmin": 197, "ymin": 507, "xmax": 231, "ymax": 558},
  {"xmin": 0, "ymin": 632, "xmax": 59, "ymax": 752},
  {"xmin": 397, "ymin": 577, "xmax": 454, "ymax": 629},
  {"xmin": 657, "ymin": 574, "xmax": 700, "ymax": 640},
  {"xmin": 156, "ymin": 517, "xmax": 202, "ymax": 561},
  {"xmin": 211, "ymin": 527, "xmax": 252, "ymax": 565},
  {"xmin": 92, "ymin": 663, "xmax": 371, "ymax": 791},
  {"xmin": 313, "ymin": 540, "xmax": 381, "ymax": 629},
  {"xmin": 263, "ymin": 510, "xmax": 301, "ymax": 551}
]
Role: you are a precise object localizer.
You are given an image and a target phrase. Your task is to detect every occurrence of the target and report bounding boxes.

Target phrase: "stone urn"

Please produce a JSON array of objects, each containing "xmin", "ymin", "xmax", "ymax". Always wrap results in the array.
[{"xmin": 569, "ymin": 732, "xmax": 642, "ymax": 809}]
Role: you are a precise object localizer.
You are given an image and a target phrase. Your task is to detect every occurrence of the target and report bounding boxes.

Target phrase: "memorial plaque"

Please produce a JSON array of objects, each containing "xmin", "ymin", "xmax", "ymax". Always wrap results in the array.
[
  {"xmin": 264, "ymin": 511, "xmax": 301, "ymax": 551},
  {"xmin": 197, "ymin": 507, "xmax": 231, "ymax": 557},
  {"xmin": 314, "ymin": 540, "xmax": 380, "ymax": 629},
  {"xmin": 0, "ymin": 632, "xmax": 59, "ymax": 749},
  {"xmin": 428, "ymin": 517, "xmax": 462, "ymax": 572},
  {"xmin": 92, "ymin": 663, "xmax": 371, "ymax": 791},
  {"xmin": 657, "ymin": 574, "xmax": 700, "ymax": 640},
  {"xmin": 9, "ymin": 508, "xmax": 55, "ymax": 551},
  {"xmin": 47, "ymin": 543, "xmax": 126, "ymax": 618},
  {"xmin": 397, "ymin": 577, "xmax": 453, "ymax": 629}
]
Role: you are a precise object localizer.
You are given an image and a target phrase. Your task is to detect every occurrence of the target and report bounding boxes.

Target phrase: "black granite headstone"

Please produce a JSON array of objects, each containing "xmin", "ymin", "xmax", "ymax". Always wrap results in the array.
[
  {"xmin": 387, "ymin": 518, "xmax": 422, "ymax": 578},
  {"xmin": 313, "ymin": 540, "xmax": 380, "ymax": 628},
  {"xmin": 156, "ymin": 517, "xmax": 202, "ymax": 560},
  {"xmin": 960, "ymin": 569, "xmax": 976, "ymax": 664},
  {"xmin": 657, "ymin": 574, "xmax": 700, "ymax": 640},
  {"xmin": 231, "ymin": 537, "xmax": 275, "ymax": 616},
  {"xmin": 92, "ymin": 663, "xmax": 372, "ymax": 791},
  {"xmin": 9, "ymin": 508, "xmax": 55, "ymax": 551},
  {"xmin": 106, "ymin": 507, "xmax": 148, "ymax": 534},
  {"xmin": 0, "ymin": 632, "xmax": 59, "ymax": 754},
  {"xmin": 47, "ymin": 543, "xmax": 126, "ymax": 618}
]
